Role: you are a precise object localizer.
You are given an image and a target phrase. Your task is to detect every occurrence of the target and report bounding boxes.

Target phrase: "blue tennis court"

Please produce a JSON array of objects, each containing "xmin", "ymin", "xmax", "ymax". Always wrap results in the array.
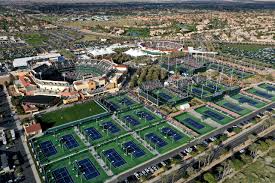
[
  {"xmin": 76, "ymin": 158, "xmax": 100, "ymax": 180},
  {"xmin": 124, "ymin": 115, "xmax": 140, "ymax": 126},
  {"xmin": 159, "ymin": 92, "xmax": 172, "ymax": 101},
  {"xmin": 266, "ymin": 86, "xmax": 275, "ymax": 92},
  {"xmin": 60, "ymin": 134, "xmax": 79, "ymax": 149},
  {"xmin": 146, "ymin": 133, "xmax": 167, "ymax": 148},
  {"xmin": 192, "ymin": 88, "xmax": 203, "ymax": 95},
  {"xmin": 223, "ymin": 102, "xmax": 244, "ymax": 112},
  {"xmin": 103, "ymin": 148, "xmax": 126, "ymax": 167},
  {"xmin": 184, "ymin": 118, "xmax": 204, "ymax": 129},
  {"xmin": 122, "ymin": 141, "xmax": 145, "ymax": 158},
  {"xmin": 39, "ymin": 141, "xmax": 57, "ymax": 157},
  {"xmin": 101, "ymin": 121, "xmax": 120, "ymax": 134},
  {"xmin": 84, "ymin": 127, "xmax": 102, "ymax": 140},
  {"xmin": 161, "ymin": 127, "xmax": 182, "ymax": 141},
  {"xmin": 203, "ymin": 110, "xmax": 224, "ymax": 121},
  {"xmin": 238, "ymin": 96, "xmax": 258, "ymax": 106},
  {"xmin": 52, "ymin": 167, "xmax": 74, "ymax": 183},
  {"xmin": 136, "ymin": 111, "xmax": 155, "ymax": 121},
  {"xmin": 254, "ymin": 90, "xmax": 273, "ymax": 99},
  {"xmin": 120, "ymin": 98, "xmax": 133, "ymax": 106}
]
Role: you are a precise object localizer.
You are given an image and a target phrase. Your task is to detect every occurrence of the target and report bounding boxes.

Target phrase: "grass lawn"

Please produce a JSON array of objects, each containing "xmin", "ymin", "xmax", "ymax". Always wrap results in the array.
[
  {"xmin": 34, "ymin": 128, "xmax": 86, "ymax": 165},
  {"xmin": 174, "ymin": 112, "xmax": 215, "ymax": 135},
  {"xmin": 138, "ymin": 122, "xmax": 191, "ymax": 154},
  {"xmin": 45, "ymin": 151, "xmax": 109, "ymax": 183},
  {"xmin": 195, "ymin": 106, "xmax": 235, "ymax": 125},
  {"xmin": 96, "ymin": 135, "xmax": 155, "ymax": 175},
  {"xmin": 117, "ymin": 107, "xmax": 162, "ymax": 130},
  {"xmin": 80, "ymin": 117, "xmax": 127, "ymax": 146},
  {"xmin": 124, "ymin": 28, "xmax": 150, "ymax": 37},
  {"xmin": 231, "ymin": 94, "xmax": 267, "ymax": 108},
  {"xmin": 246, "ymin": 88, "xmax": 275, "ymax": 101},
  {"xmin": 19, "ymin": 33, "xmax": 48, "ymax": 45},
  {"xmin": 215, "ymin": 99, "xmax": 252, "ymax": 116},
  {"xmin": 39, "ymin": 100, "xmax": 107, "ymax": 127}
]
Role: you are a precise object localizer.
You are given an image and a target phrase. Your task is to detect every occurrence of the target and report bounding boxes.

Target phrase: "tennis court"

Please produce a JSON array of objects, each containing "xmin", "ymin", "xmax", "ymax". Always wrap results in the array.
[
  {"xmin": 60, "ymin": 134, "xmax": 79, "ymax": 150},
  {"xmin": 39, "ymin": 141, "xmax": 57, "ymax": 158},
  {"xmin": 246, "ymin": 88, "xmax": 275, "ymax": 101},
  {"xmin": 122, "ymin": 141, "xmax": 145, "ymax": 158},
  {"xmin": 138, "ymin": 122, "xmax": 191, "ymax": 154},
  {"xmin": 80, "ymin": 117, "xmax": 126, "ymax": 145},
  {"xmin": 34, "ymin": 128, "xmax": 86, "ymax": 164},
  {"xmin": 161, "ymin": 127, "xmax": 183, "ymax": 141},
  {"xmin": 195, "ymin": 106, "xmax": 234, "ymax": 125},
  {"xmin": 45, "ymin": 151, "xmax": 108, "ymax": 183},
  {"xmin": 76, "ymin": 158, "xmax": 100, "ymax": 180},
  {"xmin": 118, "ymin": 107, "xmax": 162, "ymax": 130},
  {"xmin": 174, "ymin": 113, "xmax": 215, "ymax": 135},
  {"xmin": 231, "ymin": 94, "xmax": 267, "ymax": 108},
  {"xmin": 103, "ymin": 148, "xmax": 126, "ymax": 167},
  {"xmin": 103, "ymin": 94, "xmax": 139, "ymax": 111},
  {"xmin": 52, "ymin": 167, "xmax": 74, "ymax": 183},
  {"xmin": 151, "ymin": 88, "xmax": 181, "ymax": 103},
  {"xmin": 100, "ymin": 121, "xmax": 121, "ymax": 134},
  {"xmin": 96, "ymin": 135, "xmax": 154, "ymax": 175},
  {"xmin": 258, "ymin": 83, "xmax": 275, "ymax": 92},
  {"xmin": 215, "ymin": 100, "xmax": 252, "ymax": 116}
]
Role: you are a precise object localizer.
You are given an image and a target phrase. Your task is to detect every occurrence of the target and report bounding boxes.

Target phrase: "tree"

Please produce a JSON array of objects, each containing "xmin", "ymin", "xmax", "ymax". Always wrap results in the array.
[
  {"xmin": 203, "ymin": 172, "xmax": 217, "ymax": 183},
  {"xmin": 248, "ymin": 143, "xmax": 258, "ymax": 158},
  {"xmin": 160, "ymin": 69, "xmax": 168, "ymax": 80},
  {"xmin": 186, "ymin": 166, "xmax": 195, "ymax": 177},
  {"xmin": 216, "ymin": 166, "xmax": 224, "ymax": 179}
]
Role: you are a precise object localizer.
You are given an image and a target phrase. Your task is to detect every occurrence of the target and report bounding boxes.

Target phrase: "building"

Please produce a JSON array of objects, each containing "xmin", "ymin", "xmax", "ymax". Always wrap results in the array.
[
  {"xmin": 24, "ymin": 123, "xmax": 42, "ymax": 138},
  {"xmin": 21, "ymin": 95, "xmax": 60, "ymax": 107},
  {"xmin": 13, "ymin": 52, "xmax": 61, "ymax": 68}
]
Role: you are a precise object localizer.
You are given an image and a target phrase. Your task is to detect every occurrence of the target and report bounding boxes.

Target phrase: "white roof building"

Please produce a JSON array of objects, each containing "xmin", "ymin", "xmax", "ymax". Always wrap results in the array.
[
  {"xmin": 124, "ymin": 49, "xmax": 148, "ymax": 57},
  {"xmin": 13, "ymin": 53, "xmax": 61, "ymax": 68}
]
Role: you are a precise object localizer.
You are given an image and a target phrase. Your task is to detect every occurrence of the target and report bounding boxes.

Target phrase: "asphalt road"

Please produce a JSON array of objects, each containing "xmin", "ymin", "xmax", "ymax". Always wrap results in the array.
[{"xmin": 0, "ymin": 87, "xmax": 36, "ymax": 183}]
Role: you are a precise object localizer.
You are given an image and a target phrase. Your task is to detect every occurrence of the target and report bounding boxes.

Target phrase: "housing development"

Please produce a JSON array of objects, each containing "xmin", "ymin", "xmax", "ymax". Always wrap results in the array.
[{"xmin": 0, "ymin": 1, "xmax": 274, "ymax": 183}]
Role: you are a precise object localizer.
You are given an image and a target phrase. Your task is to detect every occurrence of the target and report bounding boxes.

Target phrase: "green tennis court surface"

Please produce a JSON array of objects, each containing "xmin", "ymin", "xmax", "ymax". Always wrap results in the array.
[
  {"xmin": 96, "ymin": 135, "xmax": 155, "ymax": 175},
  {"xmin": 195, "ymin": 106, "xmax": 235, "ymax": 125},
  {"xmin": 79, "ymin": 117, "xmax": 127, "ymax": 145},
  {"xmin": 174, "ymin": 112, "xmax": 215, "ymax": 135},
  {"xmin": 215, "ymin": 99, "xmax": 252, "ymax": 116},
  {"xmin": 151, "ymin": 88, "xmax": 181, "ymax": 103},
  {"xmin": 246, "ymin": 88, "xmax": 275, "ymax": 101},
  {"xmin": 38, "ymin": 100, "xmax": 107, "ymax": 127},
  {"xmin": 258, "ymin": 83, "xmax": 275, "ymax": 92},
  {"xmin": 44, "ymin": 151, "xmax": 108, "ymax": 183},
  {"xmin": 102, "ymin": 94, "xmax": 140, "ymax": 112},
  {"xmin": 117, "ymin": 107, "xmax": 162, "ymax": 130},
  {"xmin": 230, "ymin": 94, "xmax": 267, "ymax": 108},
  {"xmin": 33, "ymin": 128, "xmax": 86, "ymax": 164},
  {"xmin": 138, "ymin": 122, "xmax": 191, "ymax": 154}
]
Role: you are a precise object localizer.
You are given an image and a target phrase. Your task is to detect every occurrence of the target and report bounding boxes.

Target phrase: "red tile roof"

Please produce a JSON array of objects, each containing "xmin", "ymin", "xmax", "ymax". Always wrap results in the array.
[{"xmin": 25, "ymin": 123, "xmax": 42, "ymax": 134}]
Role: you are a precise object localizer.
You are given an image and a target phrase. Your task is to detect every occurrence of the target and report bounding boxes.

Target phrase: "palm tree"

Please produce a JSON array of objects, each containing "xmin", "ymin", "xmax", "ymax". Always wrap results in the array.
[
  {"xmin": 186, "ymin": 166, "xmax": 195, "ymax": 177},
  {"xmin": 197, "ymin": 155, "xmax": 205, "ymax": 169},
  {"xmin": 248, "ymin": 143, "xmax": 258, "ymax": 159},
  {"xmin": 216, "ymin": 166, "xmax": 224, "ymax": 179}
]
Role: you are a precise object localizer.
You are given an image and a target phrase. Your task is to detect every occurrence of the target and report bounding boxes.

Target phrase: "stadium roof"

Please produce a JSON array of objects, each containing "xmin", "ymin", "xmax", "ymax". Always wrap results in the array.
[
  {"xmin": 124, "ymin": 49, "xmax": 148, "ymax": 57},
  {"xmin": 87, "ymin": 47, "xmax": 115, "ymax": 56},
  {"xmin": 13, "ymin": 53, "xmax": 61, "ymax": 68}
]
